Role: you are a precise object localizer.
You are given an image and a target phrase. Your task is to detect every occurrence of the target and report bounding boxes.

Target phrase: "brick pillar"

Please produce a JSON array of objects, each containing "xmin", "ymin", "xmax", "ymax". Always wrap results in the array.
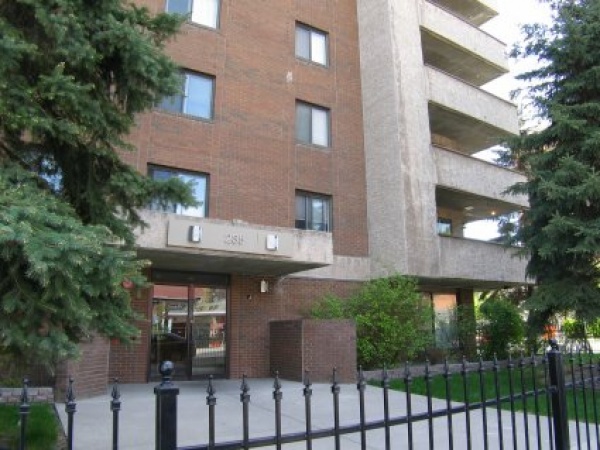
[{"xmin": 55, "ymin": 334, "xmax": 110, "ymax": 399}]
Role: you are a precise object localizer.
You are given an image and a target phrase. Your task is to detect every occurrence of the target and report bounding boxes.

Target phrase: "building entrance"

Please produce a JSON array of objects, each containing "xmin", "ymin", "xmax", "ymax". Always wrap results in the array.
[{"xmin": 150, "ymin": 284, "xmax": 227, "ymax": 380}]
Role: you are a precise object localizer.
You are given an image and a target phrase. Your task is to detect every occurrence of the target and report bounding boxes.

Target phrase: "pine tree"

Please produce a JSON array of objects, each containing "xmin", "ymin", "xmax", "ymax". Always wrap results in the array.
[
  {"xmin": 507, "ymin": 0, "xmax": 600, "ymax": 322},
  {"xmin": 0, "ymin": 1, "xmax": 193, "ymax": 369}
]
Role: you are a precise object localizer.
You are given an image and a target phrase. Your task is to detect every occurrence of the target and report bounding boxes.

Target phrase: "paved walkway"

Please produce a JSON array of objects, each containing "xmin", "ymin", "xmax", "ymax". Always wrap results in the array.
[{"xmin": 56, "ymin": 378, "xmax": 595, "ymax": 449}]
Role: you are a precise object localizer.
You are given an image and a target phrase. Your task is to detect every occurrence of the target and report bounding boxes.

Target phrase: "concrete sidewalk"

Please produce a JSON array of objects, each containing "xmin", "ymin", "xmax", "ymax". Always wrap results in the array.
[{"xmin": 56, "ymin": 378, "xmax": 592, "ymax": 449}]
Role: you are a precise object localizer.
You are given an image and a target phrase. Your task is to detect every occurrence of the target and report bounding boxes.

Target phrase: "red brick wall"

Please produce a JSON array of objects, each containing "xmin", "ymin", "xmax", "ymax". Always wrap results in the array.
[
  {"xmin": 303, "ymin": 319, "xmax": 356, "ymax": 383},
  {"xmin": 269, "ymin": 320, "xmax": 303, "ymax": 380},
  {"xmin": 228, "ymin": 276, "xmax": 361, "ymax": 378},
  {"xmin": 55, "ymin": 335, "xmax": 110, "ymax": 399},
  {"xmin": 270, "ymin": 319, "xmax": 356, "ymax": 383},
  {"xmin": 127, "ymin": 0, "xmax": 368, "ymax": 258},
  {"xmin": 109, "ymin": 276, "xmax": 361, "ymax": 382},
  {"xmin": 108, "ymin": 287, "xmax": 151, "ymax": 383}
]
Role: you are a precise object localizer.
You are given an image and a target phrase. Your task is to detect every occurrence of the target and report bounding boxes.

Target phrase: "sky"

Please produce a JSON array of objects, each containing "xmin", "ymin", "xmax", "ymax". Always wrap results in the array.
[
  {"xmin": 482, "ymin": 0, "xmax": 553, "ymax": 100},
  {"xmin": 463, "ymin": 0, "xmax": 553, "ymax": 240}
]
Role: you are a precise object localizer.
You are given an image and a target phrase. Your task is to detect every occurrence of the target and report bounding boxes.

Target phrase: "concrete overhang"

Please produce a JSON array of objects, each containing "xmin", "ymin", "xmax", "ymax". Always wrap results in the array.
[
  {"xmin": 420, "ymin": 1, "xmax": 507, "ymax": 86},
  {"xmin": 434, "ymin": 146, "xmax": 529, "ymax": 208},
  {"xmin": 437, "ymin": 236, "xmax": 530, "ymax": 286},
  {"xmin": 427, "ymin": 67, "xmax": 519, "ymax": 144},
  {"xmin": 418, "ymin": 275, "xmax": 527, "ymax": 291},
  {"xmin": 436, "ymin": 185, "xmax": 523, "ymax": 222},
  {"xmin": 427, "ymin": 0, "xmax": 498, "ymax": 27},
  {"xmin": 135, "ymin": 211, "xmax": 333, "ymax": 276},
  {"xmin": 429, "ymin": 103, "xmax": 513, "ymax": 153}
]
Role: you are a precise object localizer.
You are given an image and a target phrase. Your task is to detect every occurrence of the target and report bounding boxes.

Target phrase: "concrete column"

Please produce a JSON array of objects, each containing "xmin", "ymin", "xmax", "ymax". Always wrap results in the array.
[{"xmin": 357, "ymin": 0, "xmax": 440, "ymax": 279}]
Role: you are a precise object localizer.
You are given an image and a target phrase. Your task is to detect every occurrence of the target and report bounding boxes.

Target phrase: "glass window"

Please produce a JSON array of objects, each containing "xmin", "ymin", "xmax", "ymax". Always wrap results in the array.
[
  {"xmin": 437, "ymin": 218, "xmax": 452, "ymax": 236},
  {"xmin": 296, "ymin": 101, "xmax": 330, "ymax": 147},
  {"xmin": 158, "ymin": 72, "xmax": 214, "ymax": 120},
  {"xmin": 295, "ymin": 23, "xmax": 328, "ymax": 66},
  {"xmin": 165, "ymin": 0, "xmax": 190, "ymax": 15},
  {"xmin": 148, "ymin": 166, "xmax": 208, "ymax": 218},
  {"xmin": 166, "ymin": 0, "xmax": 220, "ymax": 29},
  {"xmin": 295, "ymin": 191, "xmax": 332, "ymax": 232}
]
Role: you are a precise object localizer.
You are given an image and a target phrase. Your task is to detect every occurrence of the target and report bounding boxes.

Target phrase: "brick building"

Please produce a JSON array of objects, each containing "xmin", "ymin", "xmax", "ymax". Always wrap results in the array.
[{"xmin": 102, "ymin": 0, "xmax": 529, "ymax": 386}]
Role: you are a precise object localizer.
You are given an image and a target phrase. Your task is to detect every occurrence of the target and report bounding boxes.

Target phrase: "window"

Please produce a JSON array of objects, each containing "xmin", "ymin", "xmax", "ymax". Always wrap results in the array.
[
  {"xmin": 295, "ymin": 23, "xmax": 328, "ymax": 65},
  {"xmin": 437, "ymin": 218, "xmax": 452, "ymax": 236},
  {"xmin": 149, "ymin": 166, "xmax": 208, "ymax": 218},
  {"xmin": 158, "ymin": 72, "xmax": 215, "ymax": 120},
  {"xmin": 296, "ymin": 101, "xmax": 330, "ymax": 147},
  {"xmin": 166, "ymin": 0, "xmax": 220, "ymax": 29},
  {"xmin": 295, "ymin": 192, "xmax": 332, "ymax": 232}
]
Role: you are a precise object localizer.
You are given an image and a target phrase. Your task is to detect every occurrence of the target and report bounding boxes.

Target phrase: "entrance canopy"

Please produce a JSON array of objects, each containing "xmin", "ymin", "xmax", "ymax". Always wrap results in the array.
[{"xmin": 136, "ymin": 211, "xmax": 333, "ymax": 276}]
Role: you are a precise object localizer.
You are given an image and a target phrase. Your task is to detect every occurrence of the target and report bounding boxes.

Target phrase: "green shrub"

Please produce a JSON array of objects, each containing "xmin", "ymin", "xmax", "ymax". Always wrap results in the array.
[
  {"xmin": 309, "ymin": 294, "xmax": 348, "ymax": 319},
  {"xmin": 310, "ymin": 275, "xmax": 433, "ymax": 369},
  {"xmin": 478, "ymin": 298, "xmax": 524, "ymax": 359},
  {"xmin": 587, "ymin": 318, "xmax": 600, "ymax": 338},
  {"xmin": 562, "ymin": 318, "xmax": 587, "ymax": 340}
]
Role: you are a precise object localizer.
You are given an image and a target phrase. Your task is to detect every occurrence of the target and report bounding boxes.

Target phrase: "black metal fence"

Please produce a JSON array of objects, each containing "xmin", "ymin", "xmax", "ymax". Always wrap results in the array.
[{"xmin": 15, "ymin": 340, "xmax": 600, "ymax": 450}]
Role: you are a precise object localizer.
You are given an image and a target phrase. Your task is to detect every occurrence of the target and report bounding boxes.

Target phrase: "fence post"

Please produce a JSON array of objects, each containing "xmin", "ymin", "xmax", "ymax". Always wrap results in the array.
[
  {"xmin": 154, "ymin": 361, "xmax": 179, "ymax": 450},
  {"xmin": 548, "ymin": 339, "xmax": 570, "ymax": 450},
  {"xmin": 65, "ymin": 377, "xmax": 76, "ymax": 450},
  {"xmin": 110, "ymin": 378, "xmax": 121, "ymax": 450},
  {"xmin": 19, "ymin": 378, "xmax": 30, "ymax": 450}
]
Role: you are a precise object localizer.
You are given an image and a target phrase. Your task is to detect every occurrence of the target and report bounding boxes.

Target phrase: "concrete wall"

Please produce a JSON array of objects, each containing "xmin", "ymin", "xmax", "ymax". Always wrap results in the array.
[
  {"xmin": 438, "ymin": 236, "xmax": 529, "ymax": 284},
  {"xmin": 427, "ymin": 67, "xmax": 519, "ymax": 135},
  {"xmin": 358, "ymin": 0, "xmax": 440, "ymax": 279},
  {"xmin": 434, "ymin": 146, "xmax": 528, "ymax": 207},
  {"xmin": 420, "ymin": 0, "xmax": 507, "ymax": 70}
]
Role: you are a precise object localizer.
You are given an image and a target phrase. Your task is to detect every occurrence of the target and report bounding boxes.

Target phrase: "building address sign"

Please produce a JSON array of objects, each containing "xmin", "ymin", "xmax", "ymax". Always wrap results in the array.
[{"xmin": 167, "ymin": 217, "xmax": 293, "ymax": 257}]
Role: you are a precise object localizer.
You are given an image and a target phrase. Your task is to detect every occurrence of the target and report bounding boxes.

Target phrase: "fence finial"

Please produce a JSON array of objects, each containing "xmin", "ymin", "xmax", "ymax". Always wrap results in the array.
[
  {"xmin": 357, "ymin": 366, "xmax": 366, "ymax": 389},
  {"xmin": 207, "ymin": 375, "xmax": 216, "ymax": 401},
  {"xmin": 382, "ymin": 365, "xmax": 389, "ymax": 389},
  {"xmin": 20, "ymin": 378, "xmax": 29, "ymax": 404},
  {"xmin": 241, "ymin": 374, "xmax": 249, "ymax": 396},
  {"xmin": 159, "ymin": 361, "xmax": 174, "ymax": 386},
  {"xmin": 111, "ymin": 378, "xmax": 121, "ymax": 405},
  {"xmin": 303, "ymin": 370, "xmax": 312, "ymax": 391}
]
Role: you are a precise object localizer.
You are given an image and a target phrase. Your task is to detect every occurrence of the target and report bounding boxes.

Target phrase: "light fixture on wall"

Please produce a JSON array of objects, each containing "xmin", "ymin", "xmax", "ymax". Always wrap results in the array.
[{"xmin": 260, "ymin": 279, "xmax": 269, "ymax": 293}]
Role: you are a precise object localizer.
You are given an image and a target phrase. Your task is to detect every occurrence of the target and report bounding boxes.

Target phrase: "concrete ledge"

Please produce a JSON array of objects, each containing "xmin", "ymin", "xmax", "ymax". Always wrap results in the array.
[{"xmin": 0, "ymin": 387, "xmax": 54, "ymax": 404}]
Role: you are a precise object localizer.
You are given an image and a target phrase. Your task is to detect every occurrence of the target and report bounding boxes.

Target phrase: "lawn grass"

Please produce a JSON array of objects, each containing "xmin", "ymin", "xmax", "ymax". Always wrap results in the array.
[
  {"xmin": 0, "ymin": 404, "xmax": 59, "ymax": 450},
  {"xmin": 383, "ymin": 360, "xmax": 600, "ymax": 423}
]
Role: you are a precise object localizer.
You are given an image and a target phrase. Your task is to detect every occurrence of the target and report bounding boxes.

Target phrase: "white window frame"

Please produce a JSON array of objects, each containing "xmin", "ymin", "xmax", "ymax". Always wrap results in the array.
[
  {"xmin": 295, "ymin": 23, "xmax": 329, "ymax": 66},
  {"xmin": 296, "ymin": 101, "xmax": 331, "ymax": 147},
  {"xmin": 166, "ymin": 0, "xmax": 220, "ymax": 29}
]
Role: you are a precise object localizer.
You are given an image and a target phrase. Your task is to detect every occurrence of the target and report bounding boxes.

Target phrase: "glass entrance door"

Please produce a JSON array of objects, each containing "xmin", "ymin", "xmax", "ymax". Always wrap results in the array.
[
  {"xmin": 190, "ymin": 287, "xmax": 226, "ymax": 377},
  {"xmin": 150, "ymin": 284, "xmax": 227, "ymax": 379}
]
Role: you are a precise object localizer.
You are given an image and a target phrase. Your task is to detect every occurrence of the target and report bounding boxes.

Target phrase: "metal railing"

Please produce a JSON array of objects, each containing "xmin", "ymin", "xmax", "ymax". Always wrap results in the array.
[{"xmin": 14, "ymin": 340, "xmax": 600, "ymax": 450}]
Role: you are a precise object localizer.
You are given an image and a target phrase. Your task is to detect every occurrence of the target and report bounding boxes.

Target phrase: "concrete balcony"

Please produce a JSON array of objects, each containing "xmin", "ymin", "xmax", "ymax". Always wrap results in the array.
[
  {"xmin": 434, "ymin": 146, "xmax": 528, "ymax": 209},
  {"xmin": 428, "ymin": 0, "xmax": 498, "ymax": 26},
  {"xmin": 420, "ymin": 0, "xmax": 507, "ymax": 86},
  {"xmin": 427, "ymin": 66, "xmax": 519, "ymax": 153},
  {"xmin": 135, "ymin": 210, "xmax": 333, "ymax": 276},
  {"xmin": 438, "ymin": 236, "xmax": 529, "ymax": 287}
]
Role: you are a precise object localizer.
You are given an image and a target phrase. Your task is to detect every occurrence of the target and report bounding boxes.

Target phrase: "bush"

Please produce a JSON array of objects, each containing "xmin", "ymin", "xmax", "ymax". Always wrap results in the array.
[
  {"xmin": 587, "ymin": 319, "xmax": 600, "ymax": 338},
  {"xmin": 310, "ymin": 275, "xmax": 433, "ymax": 369},
  {"xmin": 478, "ymin": 298, "xmax": 524, "ymax": 359},
  {"xmin": 562, "ymin": 318, "xmax": 586, "ymax": 340}
]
